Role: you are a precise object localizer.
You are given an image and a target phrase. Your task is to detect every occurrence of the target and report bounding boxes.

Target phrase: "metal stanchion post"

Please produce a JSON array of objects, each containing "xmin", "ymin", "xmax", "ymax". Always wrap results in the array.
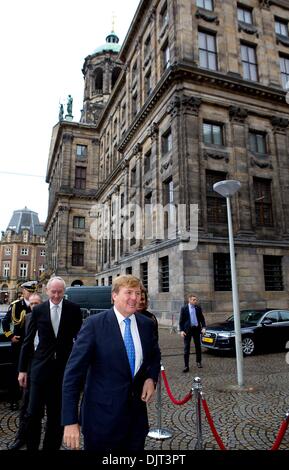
[
  {"xmin": 192, "ymin": 376, "xmax": 203, "ymax": 450},
  {"xmin": 170, "ymin": 313, "xmax": 177, "ymax": 334},
  {"xmin": 147, "ymin": 366, "xmax": 173, "ymax": 440}
]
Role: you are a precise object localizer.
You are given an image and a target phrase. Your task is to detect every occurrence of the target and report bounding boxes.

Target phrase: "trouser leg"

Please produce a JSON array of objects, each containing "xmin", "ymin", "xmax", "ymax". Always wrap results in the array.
[
  {"xmin": 183, "ymin": 333, "xmax": 192, "ymax": 367},
  {"xmin": 191, "ymin": 327, "xmax": 202, "ymax": 363}
]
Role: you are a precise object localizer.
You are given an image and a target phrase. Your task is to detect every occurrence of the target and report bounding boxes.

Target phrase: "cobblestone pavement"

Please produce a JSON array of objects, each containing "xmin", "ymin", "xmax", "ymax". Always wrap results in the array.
[{"xmin": 1, "ymin": 327, "xmax": 289, "ymax": 451}]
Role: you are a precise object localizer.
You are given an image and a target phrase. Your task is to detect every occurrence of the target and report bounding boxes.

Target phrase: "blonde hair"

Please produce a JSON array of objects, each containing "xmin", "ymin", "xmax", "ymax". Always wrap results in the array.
[{"xmin": 112, "ymin": 274, "xmax": 141, "ymax": 294}]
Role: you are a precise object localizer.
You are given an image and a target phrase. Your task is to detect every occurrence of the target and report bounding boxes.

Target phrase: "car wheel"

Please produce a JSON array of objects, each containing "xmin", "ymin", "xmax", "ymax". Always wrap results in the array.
[{"xmin": 242, "ymin": 336, "xmax": 255, "ymax": 356}]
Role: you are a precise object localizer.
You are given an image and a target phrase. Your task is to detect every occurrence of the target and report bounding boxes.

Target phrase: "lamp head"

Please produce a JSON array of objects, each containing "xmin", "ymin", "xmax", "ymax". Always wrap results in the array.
[{"xmin": 213, "ymin": 180, "xmax": 241, "ymax": 197}]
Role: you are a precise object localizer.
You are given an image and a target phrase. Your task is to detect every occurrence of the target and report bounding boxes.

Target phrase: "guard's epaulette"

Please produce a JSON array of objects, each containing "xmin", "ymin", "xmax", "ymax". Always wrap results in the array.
[{"xmin": 11, "ymin": 299, "xmax": 21, "ymax": 305}]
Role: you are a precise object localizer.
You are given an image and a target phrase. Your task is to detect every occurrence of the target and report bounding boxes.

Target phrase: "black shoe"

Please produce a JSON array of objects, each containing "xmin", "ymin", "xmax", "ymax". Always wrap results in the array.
[
  {"xmin": 8, "ymin": 439, "xmax": 25, "ymax": 450},
  {"xmin": 10, "ymin": 402, "xmax": 19, "ymax": 411},
  {"xmin": 197, "ymin": 362, "xmax": 202, "ymax": 368},
  {"xmin": 183, "ymin": 366, "xmax": 189, "ymax": 373}
]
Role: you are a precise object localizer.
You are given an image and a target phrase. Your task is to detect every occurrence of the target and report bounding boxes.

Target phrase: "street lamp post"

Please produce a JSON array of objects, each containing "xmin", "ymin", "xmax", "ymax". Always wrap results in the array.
[{"xmin": 213, "ymin": 180, "xmax": 244, "ymax": 387}]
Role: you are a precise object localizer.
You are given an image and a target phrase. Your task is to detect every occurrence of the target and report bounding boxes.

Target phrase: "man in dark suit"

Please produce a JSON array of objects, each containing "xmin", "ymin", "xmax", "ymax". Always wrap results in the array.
[
  {"xmin": 18, "ymin": 276, "xmax": 82, "ymax": 450},
  {"xmin": 179, "ymin": 294, "xmax": 206, "ymax": 372},
  {"xmin": 62, "ymin": 274, "xmax": 161, "ymax": 452},
  {"xmin": 8, "ymin": 292, "xmax": 42, "ymax": 450},
  {"xmin": 2, "ymin": 281, "xmax": 37, "ymax": 411}
]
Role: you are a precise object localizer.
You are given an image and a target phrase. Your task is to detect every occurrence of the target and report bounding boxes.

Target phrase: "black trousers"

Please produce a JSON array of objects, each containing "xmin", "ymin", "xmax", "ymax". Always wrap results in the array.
[
  {"xmin": 183, "ymin": 326, "xmax": 202, "ymax": 366},
  {"xmin": 26, "ymin": 376, "xmax": 63, "ymax": 450},
  {"xmin": 8, "ymin": 343, "xmax": 22, "ymax": 404}
]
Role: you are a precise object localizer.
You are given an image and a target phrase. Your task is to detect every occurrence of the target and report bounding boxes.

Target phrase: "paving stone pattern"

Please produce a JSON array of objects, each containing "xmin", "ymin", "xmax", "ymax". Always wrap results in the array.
[{"xmin": 0, "ymin": 328, "xmax": 289, "ymax": 451}]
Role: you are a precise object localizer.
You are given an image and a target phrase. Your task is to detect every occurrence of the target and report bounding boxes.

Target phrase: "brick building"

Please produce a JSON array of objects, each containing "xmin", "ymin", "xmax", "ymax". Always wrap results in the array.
[
  {"xmin": 0, "ymin": 207, "xmax": 46, "ymax": 302},
  {"xmin": 45, "ymin": 0, "xmax": 289, "ymax": 323}
]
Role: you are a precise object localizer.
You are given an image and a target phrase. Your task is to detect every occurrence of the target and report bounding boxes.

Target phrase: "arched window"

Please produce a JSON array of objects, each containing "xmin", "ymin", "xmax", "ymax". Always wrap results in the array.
[
  {"xmin": 94, "ymin": 68, "xmax": 103, "ymax": 94},
  {"xmin": 111, "ymin": 66, "xmax": 121, "ymax": 89}
]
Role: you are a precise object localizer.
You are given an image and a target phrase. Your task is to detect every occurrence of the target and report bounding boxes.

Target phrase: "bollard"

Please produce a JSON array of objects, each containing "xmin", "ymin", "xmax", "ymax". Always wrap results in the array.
[
  {"xmin": 192, "ymin": 376, "xmax": 203, "ymax": 450},
  {"xmin": 147, "ymin": 365, "xmax": 173, "ymax": 440}
]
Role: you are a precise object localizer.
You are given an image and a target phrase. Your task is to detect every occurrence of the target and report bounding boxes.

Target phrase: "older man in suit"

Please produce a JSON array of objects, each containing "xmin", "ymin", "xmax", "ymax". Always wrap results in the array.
[
  {"xmin": 62, "ymin": 274, "xmax": 161, "ymax": 452},
  {"xmin": 18, "ymin": 276, "xmax": 82, "ymax": 450},
  {"xmin": 179, "ymin": 294, "xmax": 206, "ymax": 372}
]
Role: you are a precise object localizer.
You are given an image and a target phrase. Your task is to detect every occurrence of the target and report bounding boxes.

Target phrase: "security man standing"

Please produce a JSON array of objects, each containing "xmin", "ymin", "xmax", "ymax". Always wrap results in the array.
[{"xmin": 2, "ymin": 281, "xmax": 37, "ymax": 411}]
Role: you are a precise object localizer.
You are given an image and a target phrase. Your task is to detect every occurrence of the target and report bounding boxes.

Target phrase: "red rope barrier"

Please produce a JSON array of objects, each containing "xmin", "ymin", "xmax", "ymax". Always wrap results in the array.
[
  {"xmin": 161, "ymin": 369, "xmax": 192, "ymax": 405},
  {"xmin": 201, "ymin": 398, "xmax": 227, "ymax": 450},
  {"xmin": 271, "ymin": 415, "xmax": 289, "ymax": 451}
]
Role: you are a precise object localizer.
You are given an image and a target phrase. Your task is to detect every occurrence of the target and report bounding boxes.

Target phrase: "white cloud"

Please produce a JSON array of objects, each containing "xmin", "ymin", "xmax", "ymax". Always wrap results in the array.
[{"xmin": 0, "ymin": 0, "xmax": 139, "ymax": 230}]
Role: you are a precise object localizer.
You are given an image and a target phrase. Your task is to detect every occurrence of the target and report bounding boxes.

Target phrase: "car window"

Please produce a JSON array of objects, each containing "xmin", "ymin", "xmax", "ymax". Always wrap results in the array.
[
  {"xmin": 264, "ymin": 311, "xmax": 279, "ymax": 323},
  {"xmin": 279, "ymin": 310, "xmax": 289, "ymax": 322}
]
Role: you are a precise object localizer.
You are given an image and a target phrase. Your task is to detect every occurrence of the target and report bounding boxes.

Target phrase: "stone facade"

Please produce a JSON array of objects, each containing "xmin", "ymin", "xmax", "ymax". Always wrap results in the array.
[{"xmin": 46, "ymin": 0, "xmax": 289, "ymax": 323}]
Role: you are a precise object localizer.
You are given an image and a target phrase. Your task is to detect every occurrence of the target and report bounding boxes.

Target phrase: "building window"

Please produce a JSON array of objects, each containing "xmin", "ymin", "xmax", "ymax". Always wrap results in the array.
[
  {"xmin": 263, "ymin": 256, "xmax": 283, "ymax": 291},
  {"xmin": 237, "ymin": 6, "xmax": 253, "ymax": 25},
  {"xmin": 199, "ymin": 31, "xmax": 217, "ymax": 70},
  {"xmin": 249, "ymin": 131, "xmax": 267, "ymax": 154},
  {"xmin": 159, "ymin": 2, "xmax": 168, "ymax": 30},
  {"xmin": 39, "ymin": 264, "xmax": 45, "ymax": 276},
  {"xmin": 144, "ymin": 35, "xmax": 151, "ymax": 59},
  {"xmin": 280, "ymin": 55, "xmax": 289, "ymax": 89},
  {"xmin": 241, "ymin": 43, "xmax": 258, "ymax": 81},
  {"xmin": 163, "ymin": 177, "xmax": 174, "ymax": 234},
  {"xmin": 95, "ymin": 279, "xmax": 99, "ymax": 286},
  {"xmin": 132, "ymin": 92, "xmax": 138, "ymax": 117},
  {"xmin": 126, "ymin": 266, "xmax": 132, "ymax": 275},
  {"xmin": 108, "ymin": 276, "xmax": 113, "ymax": 285},
  {"xmin": 140, "ymin": 262, "xmax": 148, "ymax": 290},
  {"xmin": 197, "ymin": 0, "xmax": 213, "ymax": 10},
  {"xmin": 130, "ymin": 167, "xmax": 136, "ymax": 187},
  {"xmin": 40, "ymin": 249, "xmax": 46, "ymax": 256},
  {"xmin": 132, "ymin": 61, "xmax": 138, "ymax": 84},
  {"xmin": 161, "ymin": 128, "xmax": 172, "ymax": 155},
  {"xmin": 159, "ymin": 256, "xmax": 169, "ymax": 292},
  {"xmin": 144, "ymin": 150, "xmax": 151, "ymax": 174},
  {"xmin": 161, "ymin": 41, "xmax": 170, "ymax": 71},
  {"xmin": 101, "ymin": 278, "xmax": 105, "ymax": 286},
  {"xmin": 21, "ymin": 248, "xmax": 29, "ymax": 256},
  {"xmin": 203, "ymin": 121, "xmax": 223, "ymax": 145},
  {"xmin": 73, "ymin": 216, "xmax": 85, "ymax": 229},
  {"xmin": 76, "ymin": 145, "xmax": 87, "ymax": 160},
  {"xmin": 275, "ymin": 18, "xmax": 289, "ymax": 37},
  {"xmin": 72, "ymin": 241, "xmax": 84, "ymax": 266},
  {"xmin": 75, "ymin": 167, "xmax": 86, "ymax": 189},
  {"xmin": 19, "ymin": 263, "xmax": 28, "ymax": 278},
  {"xmin": 206, "ymin": 170, "xmax": 227, "ymax": 224},
  {"xmin": 5, "ymin": 247, "xmax": 11, "ymax": 256},
  {"xmin": 253, "ymin": 178, "xmax": 273, "ymax": 227},
  {"xmin": 3, "ymin": 262, "xmax": 10, "ymax": 277},
  {"xmin": 214, "ymin": 253, "xmax": 231, "ymax": 291},
  {"xmin": 145, "ymin": 69, "xmax": 152, "ymax": 98}
]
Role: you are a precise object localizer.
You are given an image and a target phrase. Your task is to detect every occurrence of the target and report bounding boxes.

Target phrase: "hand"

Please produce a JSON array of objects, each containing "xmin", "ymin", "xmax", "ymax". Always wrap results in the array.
[
  {"xmin": 180, "ymin": 331, "xmax": 186, "ymax": 337},
  {"xmin": 18, "ymin": 372, "xmax": 28, "ymax": 388},
  {"xmin": 141, "ymin": 378, "xmax": 155, "ymax": 403},
  {"xmin": 63, "ymin": 424, "xmax": 81, "ymax": 450},
  {"xmin": 201, "ymin": 328, "xmax": 206, "ymax": 335},
  {"xmin": 11, "ymin": 335, "xmax": 21, "ymax": 344}
]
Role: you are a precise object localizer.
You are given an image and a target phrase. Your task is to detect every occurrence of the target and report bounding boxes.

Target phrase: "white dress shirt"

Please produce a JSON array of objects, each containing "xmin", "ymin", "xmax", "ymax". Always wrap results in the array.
[{"xmin": 114, "ymin": 307, "xmax": 143, "ymax": 376}]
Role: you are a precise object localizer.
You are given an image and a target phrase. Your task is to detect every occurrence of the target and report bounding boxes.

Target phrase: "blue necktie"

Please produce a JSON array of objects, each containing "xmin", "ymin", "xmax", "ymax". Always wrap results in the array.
[{"xmin": 123, "ymin": 317, "xmax": 135, "ymax": 377}]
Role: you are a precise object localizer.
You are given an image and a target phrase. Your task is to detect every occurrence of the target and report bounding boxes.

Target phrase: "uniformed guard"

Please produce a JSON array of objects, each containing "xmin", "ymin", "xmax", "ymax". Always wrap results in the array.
[{"xmin": 2, "ymin": 281, "xmax": 37, "ymax": 410}]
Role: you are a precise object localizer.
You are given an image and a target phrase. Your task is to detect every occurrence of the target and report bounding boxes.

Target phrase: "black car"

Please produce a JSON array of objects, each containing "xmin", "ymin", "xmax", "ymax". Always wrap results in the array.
[
  {"xmin": 201, "ymin": 309, "xmax": 289, "ymax": 356},
  {"xmin": 0, "ymin": 311, "xmax": 12, "ymax": 388}
]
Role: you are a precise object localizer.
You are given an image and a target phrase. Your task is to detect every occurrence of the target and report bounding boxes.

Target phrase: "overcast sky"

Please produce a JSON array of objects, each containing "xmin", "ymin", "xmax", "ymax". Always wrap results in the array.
[{"xmin": 0, "ymin": 0, "xmax": 139, "ymax": 232}]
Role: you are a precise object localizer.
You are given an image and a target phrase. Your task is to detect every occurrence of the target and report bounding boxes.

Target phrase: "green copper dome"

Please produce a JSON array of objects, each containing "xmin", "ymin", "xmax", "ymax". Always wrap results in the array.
[{"xmin": 93, "ymin": 31, "xmax": 121, "ymax": 54}]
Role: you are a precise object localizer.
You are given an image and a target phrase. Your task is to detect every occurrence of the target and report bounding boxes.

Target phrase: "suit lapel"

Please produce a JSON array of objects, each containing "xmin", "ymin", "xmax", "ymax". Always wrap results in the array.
[{"xmin": 107, "ymin": 309, "xmax": 132, "ymax": 376}]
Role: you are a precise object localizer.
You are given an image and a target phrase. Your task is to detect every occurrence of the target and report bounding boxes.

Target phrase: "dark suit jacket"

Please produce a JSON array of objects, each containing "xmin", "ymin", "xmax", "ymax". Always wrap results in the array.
[
  {"xmin": 19, "ymin": 299, "xmax": 82, "ymax": 384},
  {"xmin": 179, "ymin": 304, "xmax": 206, "ymax": 333},
  {"xmin": 62, "ymin": 308, "xmax": 161, "ymax": 449}
]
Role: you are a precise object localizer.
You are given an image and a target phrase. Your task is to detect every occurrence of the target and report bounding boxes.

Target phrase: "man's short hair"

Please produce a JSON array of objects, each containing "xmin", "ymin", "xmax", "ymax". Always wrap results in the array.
[
  {"xmin": 112, "ymin": 274, "xmax": 141, "ymax": 294},
  {"xmin": 46, "ymin": 276, "xmax": 66, "ymax": 290}
]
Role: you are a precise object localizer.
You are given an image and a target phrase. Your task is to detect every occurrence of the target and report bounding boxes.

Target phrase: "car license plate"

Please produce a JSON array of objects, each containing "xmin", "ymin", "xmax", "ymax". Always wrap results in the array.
[{"xmin": 202, "ymin": 337, "xmax": 214, "ymax": 344}]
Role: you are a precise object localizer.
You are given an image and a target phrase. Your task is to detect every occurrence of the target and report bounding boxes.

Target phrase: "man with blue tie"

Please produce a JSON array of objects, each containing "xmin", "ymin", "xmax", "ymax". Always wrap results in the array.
[
  {"xmin": 179, "ymin": 294, "xmax": 206, "ymax": 372},
  {"xmin": 62, "ymin": 274, "xmax": 161, "ymax": 452}
]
